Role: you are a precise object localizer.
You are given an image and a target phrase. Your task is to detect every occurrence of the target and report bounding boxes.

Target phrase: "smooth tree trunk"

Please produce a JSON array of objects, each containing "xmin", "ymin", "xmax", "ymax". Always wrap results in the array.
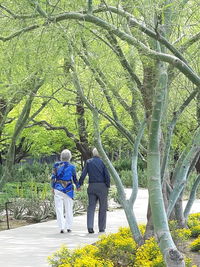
[
  {"xmin": 147, "ymin": 62, "xmax": 184, "ymax": 266},
  {"xmin": 167, "ymin": 127, "xmax": 200, "ymax": 218},
  {"xmin": 184, "ymin": 174, "xmax": 200, "ymax": 220}
]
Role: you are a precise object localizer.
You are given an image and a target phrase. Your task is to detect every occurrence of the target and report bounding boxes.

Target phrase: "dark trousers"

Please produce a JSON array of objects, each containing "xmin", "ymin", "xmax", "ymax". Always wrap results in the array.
[{"xmin": 87, "ymin": 183, "xmax": 108, "ymax": 231}]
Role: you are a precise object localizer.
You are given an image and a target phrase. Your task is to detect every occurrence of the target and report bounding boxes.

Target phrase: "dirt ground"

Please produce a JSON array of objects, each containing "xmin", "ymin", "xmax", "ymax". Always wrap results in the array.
[
  {"xmin": 0, "ymin": 217, "xmax": 32, "ymax": 231},
  {"xmin": 177, "ymin": 241, "xmax": 200, "ymax": 266}
]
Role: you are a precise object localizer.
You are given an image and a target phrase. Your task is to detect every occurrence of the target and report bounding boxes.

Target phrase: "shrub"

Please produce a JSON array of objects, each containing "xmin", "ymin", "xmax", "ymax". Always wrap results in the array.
[
  {"xmin": 48, "ymin": 245, "xmax": 72, "ymax": 267},
  {"xmin": 187, "ymin": 213, "xmax": 200, "ymax": 228},
  {"xmin": 185, "ymin": 256, "xmax": 198, "ymax": 267},
  {"xmin": 10, "ymin": 162, "xmax": 52, "ymax": 183},
  {"xmin": 119, "ymin": 170, "xmax": 132, "ymax": 187},
  {"xmin": 119, "ymin": 169, "xmax": 147, "ymax": 188},
  {"xmin": 48, "ymin": 244, "xmax": 114, "ymax": 267},
  {"xmin": 2, "ymin": 181, "xmax": 52, "ymax": 200},
  {"xmin": 137, "ymin": 168, "xmax": 147, "ymax": 188},
  {"xmin": 108, "ymin": 186, "xmax": 119, "ymax": 204},
  {"xmin": 71, "ymin": 256, "xmax": 114, "ymax": 267},
  {"xmin": 72, "ymin": 245, "xmax": 113, "ymax": 267},
  {"xmin": 9, "ymin": 198, "xmax": 55, "ymax": 222},
  {"xmin": 96, "ymin": 229, "xmax": 137, "ymax": 266},
  {"xmin": 190, "ymin": 225, "xmax": 200, "ymax": 238},
  {"xmin": 169, "ymin": 220, "xmax": 178, "ymax": 231},
  {"xmin": 173, "ymin": 228, "xmax": 192, "ymax": 241},
  {"xmin": 190, "ymin": 235, "xmax": 200, "ymax": 252},
  {"xmin": 49, "ymin": 227, "xmax": 198, "ymax": 267},
  {"xmin": 113, "ymin": 158, "xmax": 131, "ymax": 171},
  {"xmin": 134, "ymin": 237, "xmax": 165, "ymax": 267},
  {"xmin": 74, "ymin": 185, "xmax": 88, "ymax": 214}
]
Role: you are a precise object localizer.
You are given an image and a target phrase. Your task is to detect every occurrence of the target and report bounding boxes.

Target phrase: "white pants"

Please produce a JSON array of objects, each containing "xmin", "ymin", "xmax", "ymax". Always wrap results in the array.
[{"xmin": 54, "ymin": 189, "xmax": 73, "ymax": 230}]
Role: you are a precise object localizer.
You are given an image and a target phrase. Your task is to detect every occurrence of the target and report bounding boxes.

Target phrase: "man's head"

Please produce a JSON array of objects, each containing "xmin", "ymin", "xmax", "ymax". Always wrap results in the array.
[
  {"xmin": 60, "ymin": 149, "xmax": 72, "ymax": 162},
  {"xmin": 92, "ymin": 148, "xmax": 99, "ymax": 157}
]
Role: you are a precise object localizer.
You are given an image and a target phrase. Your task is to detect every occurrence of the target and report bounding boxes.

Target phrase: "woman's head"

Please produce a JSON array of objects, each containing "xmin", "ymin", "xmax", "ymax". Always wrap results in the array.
[{"xmin": 60, "ymin": 149, "xmax": 72, "ymax": 162}]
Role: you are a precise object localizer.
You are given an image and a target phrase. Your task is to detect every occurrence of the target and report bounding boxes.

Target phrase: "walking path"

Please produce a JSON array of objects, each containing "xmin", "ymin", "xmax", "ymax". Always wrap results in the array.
[{"xmin": 0, "ymin": 189, "xmax": 199, "ymax": 267}]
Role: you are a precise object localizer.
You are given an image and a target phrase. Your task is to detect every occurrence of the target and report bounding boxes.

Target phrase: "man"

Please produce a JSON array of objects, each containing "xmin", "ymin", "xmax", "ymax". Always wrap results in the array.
[{"xmin": 79, "ymin": 148, "xmax": 110, "ymax": 233}]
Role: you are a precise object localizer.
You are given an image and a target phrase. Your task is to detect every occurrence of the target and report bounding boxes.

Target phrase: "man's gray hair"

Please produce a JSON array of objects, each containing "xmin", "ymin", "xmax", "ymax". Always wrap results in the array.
[
  {"xmin": 92, "ymin": 148, "xmax": 99, "ymax": 157},
  {"xmin": 60, "ymin": 149, "xmax": 72, "ymax": 162}
]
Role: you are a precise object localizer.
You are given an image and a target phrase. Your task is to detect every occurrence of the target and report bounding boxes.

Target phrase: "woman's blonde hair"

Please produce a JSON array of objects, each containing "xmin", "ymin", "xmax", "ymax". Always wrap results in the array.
[{"xmin": 60, "ymin": 149, "xmax": 72, "ymax": 162}]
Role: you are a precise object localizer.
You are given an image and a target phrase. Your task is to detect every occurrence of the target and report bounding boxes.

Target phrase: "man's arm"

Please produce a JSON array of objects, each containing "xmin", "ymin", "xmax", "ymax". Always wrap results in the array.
[
  {"xmin": 104, "ymin": 165, "xmax": 110, "ymax": 188},
  {"xmin": 79, "ymin": 161, "xmax": 88, "ymax": 186}
]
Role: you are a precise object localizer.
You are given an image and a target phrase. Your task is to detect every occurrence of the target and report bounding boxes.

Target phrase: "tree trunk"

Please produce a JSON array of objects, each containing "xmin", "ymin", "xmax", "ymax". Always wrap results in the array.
[
  {"xmin": 184, "ymin": 174, "xmax": 200, "ymax": 219},
  {"xmin": 175, "ymin": 191, "xmax": 186, "ymax": 228},
  {"xmin": 147, "ymin": 63, "xmax": 184, "ymax": 266}
]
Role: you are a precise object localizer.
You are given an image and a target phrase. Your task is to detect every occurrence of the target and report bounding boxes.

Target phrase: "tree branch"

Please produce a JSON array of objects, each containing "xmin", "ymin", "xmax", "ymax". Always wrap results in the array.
[
  {"xmin": 0, "ymin": 25, "xmax": 39, "ymax": 42},
  {"xmin": 0, "ymin": 8, "xmax": 199, "ymax": 86}
]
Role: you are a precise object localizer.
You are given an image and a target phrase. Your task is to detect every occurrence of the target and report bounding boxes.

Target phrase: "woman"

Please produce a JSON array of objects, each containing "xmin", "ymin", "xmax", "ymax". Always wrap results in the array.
[{"xmin": 51, "ymin": 149, "xmax": 80, "ymax": 233}]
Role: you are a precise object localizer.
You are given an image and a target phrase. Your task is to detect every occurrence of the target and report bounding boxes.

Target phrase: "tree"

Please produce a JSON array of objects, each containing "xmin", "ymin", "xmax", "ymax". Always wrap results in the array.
[{"xmin": 0, "ymin": 1, "xmax": 200, "ymax": 266}]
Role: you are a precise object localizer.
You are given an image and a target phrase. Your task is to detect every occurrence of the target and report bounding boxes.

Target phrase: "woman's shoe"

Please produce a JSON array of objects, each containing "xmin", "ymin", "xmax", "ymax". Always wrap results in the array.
[
  {"xmin": 67, "ymin": 229, "xmax": 71, "ymax": 233},
  {"xmin": 60, "ymin": 230, "xmax": 64, "ymax": 233}
]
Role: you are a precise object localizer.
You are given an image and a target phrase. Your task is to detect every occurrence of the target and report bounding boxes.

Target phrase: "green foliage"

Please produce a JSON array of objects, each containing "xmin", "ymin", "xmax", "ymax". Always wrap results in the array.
[
  {"xmin": 190, "ymin": 236, "xmax": 200, "ymax": 252},
  {"xmin": 7, "ymin": 197, "xmax": 55, "ymax": 222},
  {"xmin": 173, "ymin": 228, "xmax": 192, "ymax": 241},
  {"xmin": 169, "ymin": 213, "xmax": 200, "ymax": 241},
  {"xmin": 108, "ymin": 186, "xmax": 119, "ymax": 204},
  {"xmin": 118, "ymin": 169, "xmax": 147, "ymax": 188},
  {"xmin": 2, "ymin": 181, "xmax": 51, "ymax": 200},
  {"xmin": 74, "ymin": 185, "xmax": 88, "ymax": 213},
  {"xmin": 6, "ymin": 162, "xmax": 52, "ymax": 183},
  {"xmin": 48, "ymin": 222, "xmax": 200, "ymax": 266},
  {"xmin": 113, "ymin": 158, "xmax": 132, "ymax": 171},
  {"xmin": 96, "ymin": 228, "xmax": 137, "ymax": 266},
  {"xmin": 187, "ymin": 213, "xmax": 200, "ymax": 228},
  {"xmin": 119, "ymin": 170, "xmax": 132, "ymax": 187},
  {"xmin": 112, "ymin": 158, "xmax": 147, "ymax": 188},
  {"xmin": 48, "ymin": 244, "xmax": 114, "ymax": 267},
  {"xmin": 190, "ymin": 225, "xmax": 200, "ymax": 238},
  {"xmin": 185, "ymin": 256, "xmax": 198, "ymax": 267},
  {"xmin": 48, "ymin": 227, "xmax": 166, "ymax": 267},
  {"xmin": 0, "ymin": 193, "xmax": 10, "ymax": 206}
]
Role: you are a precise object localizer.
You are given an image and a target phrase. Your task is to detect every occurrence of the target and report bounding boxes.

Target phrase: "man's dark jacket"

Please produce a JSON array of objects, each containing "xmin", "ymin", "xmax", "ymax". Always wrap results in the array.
[{"xmin": 79, "ymin": 156, "xmax": 110, "ymax": 187}]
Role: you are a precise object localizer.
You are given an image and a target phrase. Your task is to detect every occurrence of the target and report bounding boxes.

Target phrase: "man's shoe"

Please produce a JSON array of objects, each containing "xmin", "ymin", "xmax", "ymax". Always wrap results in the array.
[
  {"xmin": 88, "ymin": 228, "xmax": 94, "ymax": 233},
  {"xmin": 67, "ymin": 229, "xmax": 71, "ymax": 233},
  {"xmin": 99, "ymin": 230, "xmax": 105, "ymax": 233},
  {"xmin": 60, "ymin": 230, "xmax": 64, "ymax": 233}
]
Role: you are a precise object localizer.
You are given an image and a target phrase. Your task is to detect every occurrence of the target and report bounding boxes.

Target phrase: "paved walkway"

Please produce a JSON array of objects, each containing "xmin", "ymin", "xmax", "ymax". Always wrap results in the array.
[{"xmin": 0, "ymin": 189, "xmax": 199, "ymax": 267}]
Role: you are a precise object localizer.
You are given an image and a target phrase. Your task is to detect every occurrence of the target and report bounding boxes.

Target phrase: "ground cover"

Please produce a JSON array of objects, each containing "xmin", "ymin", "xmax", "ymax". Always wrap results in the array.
[{"xmin": 48, "ymin": 213, "xmax": 200, "ymax": 267}]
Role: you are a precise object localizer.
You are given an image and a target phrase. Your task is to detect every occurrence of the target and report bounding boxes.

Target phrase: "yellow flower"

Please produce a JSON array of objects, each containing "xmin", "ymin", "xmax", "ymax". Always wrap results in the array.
[
  {"xmin": 134, "ymin": 238, "xmax": 165, "ymax": 267},
  {"xmin": 190, "ymin": 235, "xmax": 200, "ymax": 252}
]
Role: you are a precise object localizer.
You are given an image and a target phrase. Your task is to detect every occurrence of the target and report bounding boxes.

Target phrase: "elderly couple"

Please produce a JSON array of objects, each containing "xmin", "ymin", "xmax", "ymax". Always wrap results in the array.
[{"xmin": 51, "ymin": 148, "xmax": 110, "ymax": 234}]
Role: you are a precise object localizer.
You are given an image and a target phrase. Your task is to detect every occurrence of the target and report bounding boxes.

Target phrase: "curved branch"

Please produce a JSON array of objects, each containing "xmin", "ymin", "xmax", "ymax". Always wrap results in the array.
[
  {"xmin": 0, "ymin": 25, "xmax": 39, "ymax": 42},
  {"xmin": 180, "ymin": 31, "xmax": 200, "ymax": 52},
  {"xmin": 96, "ymin": 6, "xmax": 188, "ymax": 63},
  {"xmin": 184, "ymin": 174, "xmax": 200, "ymax": 219},
  {"xmin": 0, "ymin": 9, "xmax": 199, "ymax": 86},
  {"xmin": 161, "ymin": 89, "xmax": 198, "ymax": 182},
  {"xmin": 0, "ymin": 4, "xmax": 38, "ymax": 19},
  {"xmin": 52, "ymin": 12, "xmax": 200, "ymax": 86}
]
